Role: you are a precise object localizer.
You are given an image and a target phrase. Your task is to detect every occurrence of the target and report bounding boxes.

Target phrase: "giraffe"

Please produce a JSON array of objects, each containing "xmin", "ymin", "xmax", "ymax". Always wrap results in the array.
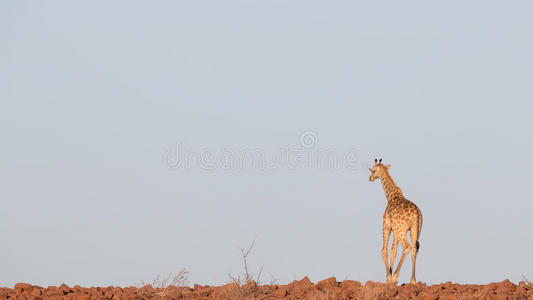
[{"xmin": 369, "ymin": 159, "xmax": 422, "ymax": 284}]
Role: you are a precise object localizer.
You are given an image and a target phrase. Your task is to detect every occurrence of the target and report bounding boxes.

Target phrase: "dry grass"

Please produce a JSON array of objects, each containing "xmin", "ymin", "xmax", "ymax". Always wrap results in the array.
[
  {"xmin": 137, "ymin": 269, "xmax": 189, "ymax": 298},
  {"xmin": 225, "ymin": 239, "xmax": 276, "ymax": 300}
]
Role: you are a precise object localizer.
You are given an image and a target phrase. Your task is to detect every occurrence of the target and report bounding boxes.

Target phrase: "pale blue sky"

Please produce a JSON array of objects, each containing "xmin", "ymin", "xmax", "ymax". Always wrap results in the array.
[{"xmin": 1, "ymin": 1, "xmax": 532, "ymax": 287}]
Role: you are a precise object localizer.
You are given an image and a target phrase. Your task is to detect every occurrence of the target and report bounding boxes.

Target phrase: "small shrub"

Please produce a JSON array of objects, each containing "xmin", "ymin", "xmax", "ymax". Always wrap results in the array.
[
  {"xmin": 137, "ymin": 269, "xmax": 189, "ymax": 298},
  {"xmin": 225, "ymin": 239, "xmax": 277, "ymax": 299}
]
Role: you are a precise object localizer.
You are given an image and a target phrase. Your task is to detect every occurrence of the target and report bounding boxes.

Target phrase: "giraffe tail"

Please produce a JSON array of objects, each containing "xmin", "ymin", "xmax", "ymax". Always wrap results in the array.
[{"xmin": 416, "ymin": 209, "xmax": 423, "ymax": 253}]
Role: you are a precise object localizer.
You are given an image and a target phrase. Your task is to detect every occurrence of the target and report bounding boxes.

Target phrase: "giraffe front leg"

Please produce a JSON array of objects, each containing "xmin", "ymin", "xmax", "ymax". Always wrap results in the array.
[{"xmin": 381, "ymin": 226, "xmax": 392, "ymax": 282}]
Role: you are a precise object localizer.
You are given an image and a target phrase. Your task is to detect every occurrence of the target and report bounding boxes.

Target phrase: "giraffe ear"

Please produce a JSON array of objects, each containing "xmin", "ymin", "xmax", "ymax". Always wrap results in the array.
[{"xmin": 385, "ymin": 164, "xmax": 391, "ymax": 169}]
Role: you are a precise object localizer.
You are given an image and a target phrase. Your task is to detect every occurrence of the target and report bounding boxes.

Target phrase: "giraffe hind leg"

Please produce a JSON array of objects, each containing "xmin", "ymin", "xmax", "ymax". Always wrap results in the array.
[
  {"xmin": 410, "ymin": 227, "xmax": 419, "ymax": 284},
  {"xmin": 392, "ymin": 233, "xmax": 411, "ymax": 283},
  {"xmin": 389, "ymin": 237, "xmax": 399, "ymax": 283}
]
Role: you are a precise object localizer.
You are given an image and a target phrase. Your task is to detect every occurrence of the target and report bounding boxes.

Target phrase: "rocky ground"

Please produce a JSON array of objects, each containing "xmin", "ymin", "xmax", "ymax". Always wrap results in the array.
[{"xmin": 2, "ymin": 277, "xmax": 531, "ymax": 299}]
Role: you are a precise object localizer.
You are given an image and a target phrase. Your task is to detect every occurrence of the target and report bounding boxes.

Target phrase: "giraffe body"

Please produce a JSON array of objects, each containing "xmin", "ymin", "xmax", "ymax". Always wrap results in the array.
[{"xmin": 369, "ymin": 159, "xmax": 422, "ymax": 284}]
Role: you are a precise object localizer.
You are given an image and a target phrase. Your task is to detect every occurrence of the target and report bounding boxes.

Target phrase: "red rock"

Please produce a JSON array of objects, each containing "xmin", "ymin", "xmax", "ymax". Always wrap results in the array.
[
  {"xmin": 494, "ymin": 279, "xmax": 516, "ymax": 294},
  {"xmin": 177, "ymin": 286, "xmax": 194, "ymax": 298},
  {"xmin": 516, "ymin": 286, "xmax": 526, "ymax": 294},
  {"xmin": 443, "ymin": 281, "xmax": 454, "ymax": 290},
  {"xmin": 317, "ymin": 277, "xmax": 338, "ymax": 290},
  {"xmin": 64, "ymin": 294, "xmax": 76, "ymax": 300},
  {"xmin": 275, "ymin": 289, "xmax": 287, "ymax": 297},
  {"xmin": 89, "ymin": 287, "xmax": 100, "ymax": 295},
  {"xmin": 438, "ymin": 296, "xmax": 458, "ymax": 300},
  {"xmin": 165, "ymin": 286, "xmax": 178, "ymax": 292},
  {"xmin": 45, "ymin": 287, "xmax": 62, "ymax": 297},
  {"xmin": 123, "ymin": 286, "xmax": 137, "ymax": 294},
  {"xmin": 59, "ymin": 283, "xmax": 72, "ymax": 294},
  {"xmin": 386, "ymin": 286, "xmax": 399, "ymax": 298},
  {"xmin": 273, "ymin": 284, "xmax": 289, "ymax": 298},
  {"xmin": 483, "ymin": 295, "xmax": 508, "ymax": 300},
  {"xmin": 458, "ymin": 296, "xmax": 478, "ymax": 300},
  {"xmin": 416, "ymin": 292, "xmax": 438, "ymax": 300},
  {"xmin": 289, "ymin": 276, "xmax": 313, "ymax": 290},
  {"xmin": 398, "ymin": 288, "xmax": 413, "ymax": 298},
  {"xmin": 414, "ymin": 282, "xmax": 428, "ymax": 290},
  {"xmin": 340, "ymin": 280, "xmax": 361, "ymax": 290},
  {"xmin": 341, "ymin": 289, "xmax": 355, "ymax": 298},
  {"xmin": 165, "ymin": 288, "xmax": 182, "ymax": 299},
  {"xmin": 14, "ymin": 283, "xmax": 33, "ymax": 293},
  {"xmin": 193, "ymin": 284, "xmax": 214, "ymax": 297},
  {"xmin": 0, "ymin": 279, "xmax": 529, "ymax": 300},
  {"xmin": 219, "ymin": 282, "xmax": 237, "ymax": 292},
  {"xmin": 487, "ymin": 282, "xmax": 500, "ymax": 291}
]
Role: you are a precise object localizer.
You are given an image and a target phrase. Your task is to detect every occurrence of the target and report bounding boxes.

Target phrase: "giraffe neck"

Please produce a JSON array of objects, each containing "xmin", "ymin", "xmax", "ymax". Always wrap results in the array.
[{"xmin": 380, "ymin": 172, "xmax": 403, "ymax": 203}]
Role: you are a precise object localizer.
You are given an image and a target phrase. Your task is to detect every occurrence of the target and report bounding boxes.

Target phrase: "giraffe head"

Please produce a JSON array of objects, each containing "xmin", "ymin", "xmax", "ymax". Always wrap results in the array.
[{"xmin": 369, "ymin": 158, "xmax": 391, "ymax": 181}]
